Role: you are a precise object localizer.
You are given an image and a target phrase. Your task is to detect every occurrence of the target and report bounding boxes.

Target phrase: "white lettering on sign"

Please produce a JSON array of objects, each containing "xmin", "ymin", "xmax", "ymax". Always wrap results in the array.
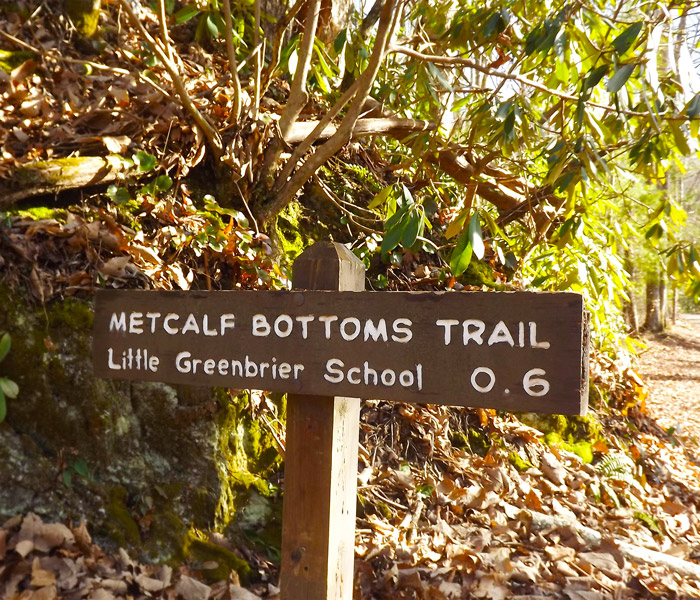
[
  {"xmin": 129, "ymin": 312, "xmax": 144, "ymax": 334},
  {"xmin": 319, "ymin": 315, "xmax": 338, "ymax": 339},
  {"xmin": 107, "ymin": 347, "xmax": 159, "ymax": 372},
  {"xmin": 296, "ymin": 315, "xmax": 315, "ymax": 339},
  {"xmin": 463, "ymin": 320, "xmax": 485, "ymax": 345},
  {"xmin": 174, "ymin": 351, "xmax": 304, "ymax": 380},
  {"xmin": 323, "ymin": 359, "xmax": 423, "ymax": 391},
  {"xmin": 111, "ymin": 312, "xmax": 237, "ymax": 336},
  {"xmin": 102, "ymin": 308, "xmax": 558, "ymax": 401},
  {"xmin": 274, "ymin": 315, "xmax": 294, "ymax": 338},
  {"xmin": 435, "ymin": 319, "xmax": 551, "ymax": 349},
  {"xmin": 392, "ymin": 318, "xmax": 413, "ymax": 343},
  {"xmin": 110, "ymin": 312, "xmax": 126, "ymax": 332},
  {"xmin": 340, "ymin": 318, "xmax": 361, "ymax": 341},
  {"xmin": 146, "ymin": 312, "xmax": 161, "ymax": 332},
  {"xmin": 488, "ymin": 321, "xmax": 514, "ymax": 347}
]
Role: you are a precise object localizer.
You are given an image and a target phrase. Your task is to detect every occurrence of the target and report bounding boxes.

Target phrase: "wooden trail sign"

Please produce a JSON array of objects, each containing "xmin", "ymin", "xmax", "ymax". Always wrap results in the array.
[{"xmin": 92, "ymin": 242, "xmax": 590, "ymax": 599}]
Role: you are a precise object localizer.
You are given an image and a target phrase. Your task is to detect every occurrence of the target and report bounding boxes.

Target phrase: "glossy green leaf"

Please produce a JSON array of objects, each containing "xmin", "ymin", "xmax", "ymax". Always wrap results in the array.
[
  {"xmin": 468, "ymin": 212, "xmax": 485, "ymax": 260},
  {"xmin": 334, "ymin": 29, "xmax": 347, "ymax": 54},
  {"xmin": 607, "ymin": 64, "xmax": 635, "ymax": 93},
  {"xmin": 381, "ymin": 208, "xmax": 410, "ymax": 255},
  {"xmin": 73, "ymin": 458, "xmax": 88, "ymax": 477},
  {"xmin": 612, "ymin": 22, "xmax": 643, "ymax": 55},
  {"xmin": 154, "ymin": 175, "xmax": 173, "ymax": 192},
  {"xmin": 450, "ymin": 224, "xmax": 473, "ymax": 276},
  {"xmin": 0, "ymin": 377, "xmax": 17, "ymax": 399},
  {"xmin": 670, "ymin": 121, "xmax": 691, "ymax": 155},
  {"xmin": 401, "ymin": 211, "xmax": 421, "ymax": 248},
  {"xmin": 133, "ymin": 151, "xmax": 157, "ymax": 172},
  {"xmin": 106, "ymin": 185, "xmax": 130, "ymax": 205},
  {"xmin": 686, "ymin": 93, "xmax": 700, "ymax": 118},
  {"xmin": 0, "ymin": 333, "xmax": 10, "ymax": 363},
  {"xmin": 206, "ymin": 13, "xmax": 221, "ymax": 38},
  {"xmin": 368, "ymin": 186, "xmax": 392, "ymax": 209},
  {"xmin": 173, "ymin": 4, "xmax": 200, "ymax": 23},
  {"xmin": 584, "ymin": 65, "xmax": 608, "ymax": 92}
]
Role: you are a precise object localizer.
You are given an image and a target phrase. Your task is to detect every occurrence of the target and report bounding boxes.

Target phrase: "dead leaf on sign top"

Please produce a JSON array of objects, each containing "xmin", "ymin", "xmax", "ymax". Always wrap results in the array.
[{"xmin": 99, "ymin": 256, "xmax": 131, "ymax": 277}]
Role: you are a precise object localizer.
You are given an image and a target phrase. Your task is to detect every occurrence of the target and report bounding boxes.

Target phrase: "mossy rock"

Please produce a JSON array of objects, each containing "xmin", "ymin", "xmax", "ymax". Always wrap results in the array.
[
  {"xmin": 0, "ymin": 283, "xmax": 282, "ymax": 566},
  {"xmin": 517, "ymin": 412, "xmax": 603, "ymax": 463}
]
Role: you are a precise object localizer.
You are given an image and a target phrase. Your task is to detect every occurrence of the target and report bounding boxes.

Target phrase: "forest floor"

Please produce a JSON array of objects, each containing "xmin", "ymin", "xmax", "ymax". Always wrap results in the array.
[
  {"xmin": 5, "ymin": 322, "xmax": 700, "ymax": 600},
  {"xmin": 639, "ymin": 314, "xmax": 700, "ymax": 447}
]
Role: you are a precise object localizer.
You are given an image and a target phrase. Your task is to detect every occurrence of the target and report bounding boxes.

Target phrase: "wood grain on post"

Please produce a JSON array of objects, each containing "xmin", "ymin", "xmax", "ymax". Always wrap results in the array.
[{"xmin": 281, "ymin": 242, "xmax": 365, "ymax": 600}]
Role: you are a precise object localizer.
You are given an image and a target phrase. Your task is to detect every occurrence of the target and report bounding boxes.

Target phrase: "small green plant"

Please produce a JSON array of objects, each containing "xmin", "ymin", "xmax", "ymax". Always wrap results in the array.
[{"xmin": 0, "ymin": 332, "xmax": 19, "ymax": 423}]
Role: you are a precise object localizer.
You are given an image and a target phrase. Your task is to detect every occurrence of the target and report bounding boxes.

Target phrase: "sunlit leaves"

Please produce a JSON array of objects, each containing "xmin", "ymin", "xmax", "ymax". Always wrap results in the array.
[
  {"xmin": 106, "ymin": 185, "xmax": 130, "ymax": 205},
  {"xmin": 611, "ymin": 22, "xmax": 644, "ymax": 56},
  {"xmin": 449, "ymin": 212, "xmax": 483, "ymax": 276},
  {"xmin": 132, "ymin": 150, "xmax": 157, "ymax": 172},
  {"xmin": 686, "ymin": 94, "xmax": 700, "ymax": 119},
  {"xmin": 607, "ymin": 64, "xmax": 635, "ymax": 93}
]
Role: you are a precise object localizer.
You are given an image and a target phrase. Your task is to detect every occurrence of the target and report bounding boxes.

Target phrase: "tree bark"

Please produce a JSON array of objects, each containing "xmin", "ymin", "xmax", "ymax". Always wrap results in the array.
[
  {"xmin": 644, "ymin": 269, "xmax": 665, "ymax": 332},
  {"xmin": 623, "ymin": 250, "xmax": 639, "ymax": 333},
  {"xmin": 0, "ymin": 156, "xmax": 136, "ymax": 208}
]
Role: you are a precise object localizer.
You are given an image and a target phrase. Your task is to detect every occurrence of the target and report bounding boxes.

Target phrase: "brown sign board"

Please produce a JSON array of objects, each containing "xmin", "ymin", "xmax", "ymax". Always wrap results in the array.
[{"xmin": 93, "ymin": 289, "xmax": 589, "ymax": 415}]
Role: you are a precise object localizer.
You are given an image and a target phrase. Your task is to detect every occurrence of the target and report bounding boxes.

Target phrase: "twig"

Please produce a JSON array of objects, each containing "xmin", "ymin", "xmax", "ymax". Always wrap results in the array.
[
  {"xmin": 527, "ymin": 509, "xmax": 700, "ymax": 580},
  {"xmin": 222, "ymin": 0, "xmax": 242, "ymax": 123},
  {"xmin": 278, "ymin": 0, "xmax": 322, "ymax": 139},
  {"xmin": 0, "ymin": 30, "xmax": 40, "ymax": 53},
  {"xmin": 116, "ymin": 0, "xmax": 223, "ymax": 159},
  {"xmin": 157, "ymin": 0, "xmax": 172, "ymax": 62},
  {"xmin": 313, "ymin": 176, "xmax": 382, "ymax": 234},
  {"xmin": 62, "ymin": 55, "xmax": 178, "ymax": 102},
  {"xmin": 388, "ymin": 45, "xmax": 651, "ymax": 119},
  {"xmin": 232, "ymin": 179, "xmax": 260, "ymax": 236},
  {"xmin": 275, "ymin": 76, "xmax": 364, "ymax": 184},
  {"xmin": 265, "ymin": 0, "xmax": 400, "ymax": 224},
  {"xmin": 252, "ymin": 0, "xmax": 261, "ymax": 119},
  {"xmin": 260, "ymin": 0, "xmax": 307, "ymax": 95}
]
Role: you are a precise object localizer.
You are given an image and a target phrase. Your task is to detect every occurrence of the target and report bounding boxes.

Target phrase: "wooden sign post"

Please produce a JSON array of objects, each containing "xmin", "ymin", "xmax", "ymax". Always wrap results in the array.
[
  {"xmin": 281, "ymin": 243, "xmax": 364, "ymax": 600},
  {"xmin": 93, "ymin": 242, "xmax": 590, "ymax": 600}
]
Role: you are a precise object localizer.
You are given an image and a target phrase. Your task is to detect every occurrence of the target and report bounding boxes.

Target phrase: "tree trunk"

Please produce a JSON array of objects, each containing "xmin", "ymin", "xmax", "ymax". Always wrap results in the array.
[
  {"xmin": 644, "ymin": 270, "xmax": 665, "ymax": 332},
  {"xmin": 623, "ymin": 250, "xmax": 639, "ymax": 333}
]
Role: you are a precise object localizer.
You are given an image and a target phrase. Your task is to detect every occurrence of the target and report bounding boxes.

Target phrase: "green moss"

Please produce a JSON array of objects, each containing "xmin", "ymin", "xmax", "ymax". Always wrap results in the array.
[
  {"xmin": 341, "ymin": 164, "xmax": 383, "ymax": 194},
  {"xmin": 184, "ymin": 528, "xmax": 251, "ymax": 583},
  {"xmin": 275, "ymin": 201, "xmax": 308, "ymax": 262},
  {"xmin": 521, "ymin": 413, "xmax": 603, "ymax": 464},
  {"xmin": 450, "ymin": 429, "xmax": 491, "ymax": 456},
  {"xmin": 509, "ymin": 451, "xmax": 534, "ymax": 471},
  {"xmin": 460, "ymin": 258, "xmax": 499, "ymax": 288},
  {"xmin": 0, "ymin": 50, "xmax": 36, "ymax": 74},
  {"xmin": 9, "ymin": 207, "xmax": 67, "ymax": 220},
  {"xmin": 65, "ymin": 0, "xmax": 102, "ymax": 37},
  {"xmin": 105, "ymin": 486, "xmax": 141, "ymax": 547},
  {"xmin": 48, "ymin": 297, "xmax": 94, "ymax": 331},
  {"xmin": 213, "ymin": 391, "xmax": 282, "ymax": 530}
]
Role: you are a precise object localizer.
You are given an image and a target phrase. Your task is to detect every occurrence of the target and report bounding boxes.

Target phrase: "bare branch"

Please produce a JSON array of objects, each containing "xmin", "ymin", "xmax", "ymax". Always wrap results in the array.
[
  {"xmin": 389, "ymin": 45, "xmax": 651, "ymax": 118},
  {"xmin": 222, "ymin": 0, "xmax": 242, "ymax": 123},
  {"xmin": 263, "ymin": 0, "xmax": 400, "ymax": 224},
  {"xmin": 260, "ymin": 0, "xmax": 307, "ymax": 95},
  {"xmin": 157, "ymin": 0, "xmax": 172, "ymax": 62},
  {"xmin": 275, "ymin": 76, "xmax": 364, "ymax": 185},
  {"xmin": 278, "ymin": 0, "xmax": 322, "ymax": 139},
  {"xmin": 285, "ymin": 117, "xmax": 435, "ymax": 144},
  {"xmin": 116, "ymin": 0, "xmax": 223, "ymax": 159},
  {"xmin": 252, "ymin": 0, "xmax": 262, "ymax": 118}
]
